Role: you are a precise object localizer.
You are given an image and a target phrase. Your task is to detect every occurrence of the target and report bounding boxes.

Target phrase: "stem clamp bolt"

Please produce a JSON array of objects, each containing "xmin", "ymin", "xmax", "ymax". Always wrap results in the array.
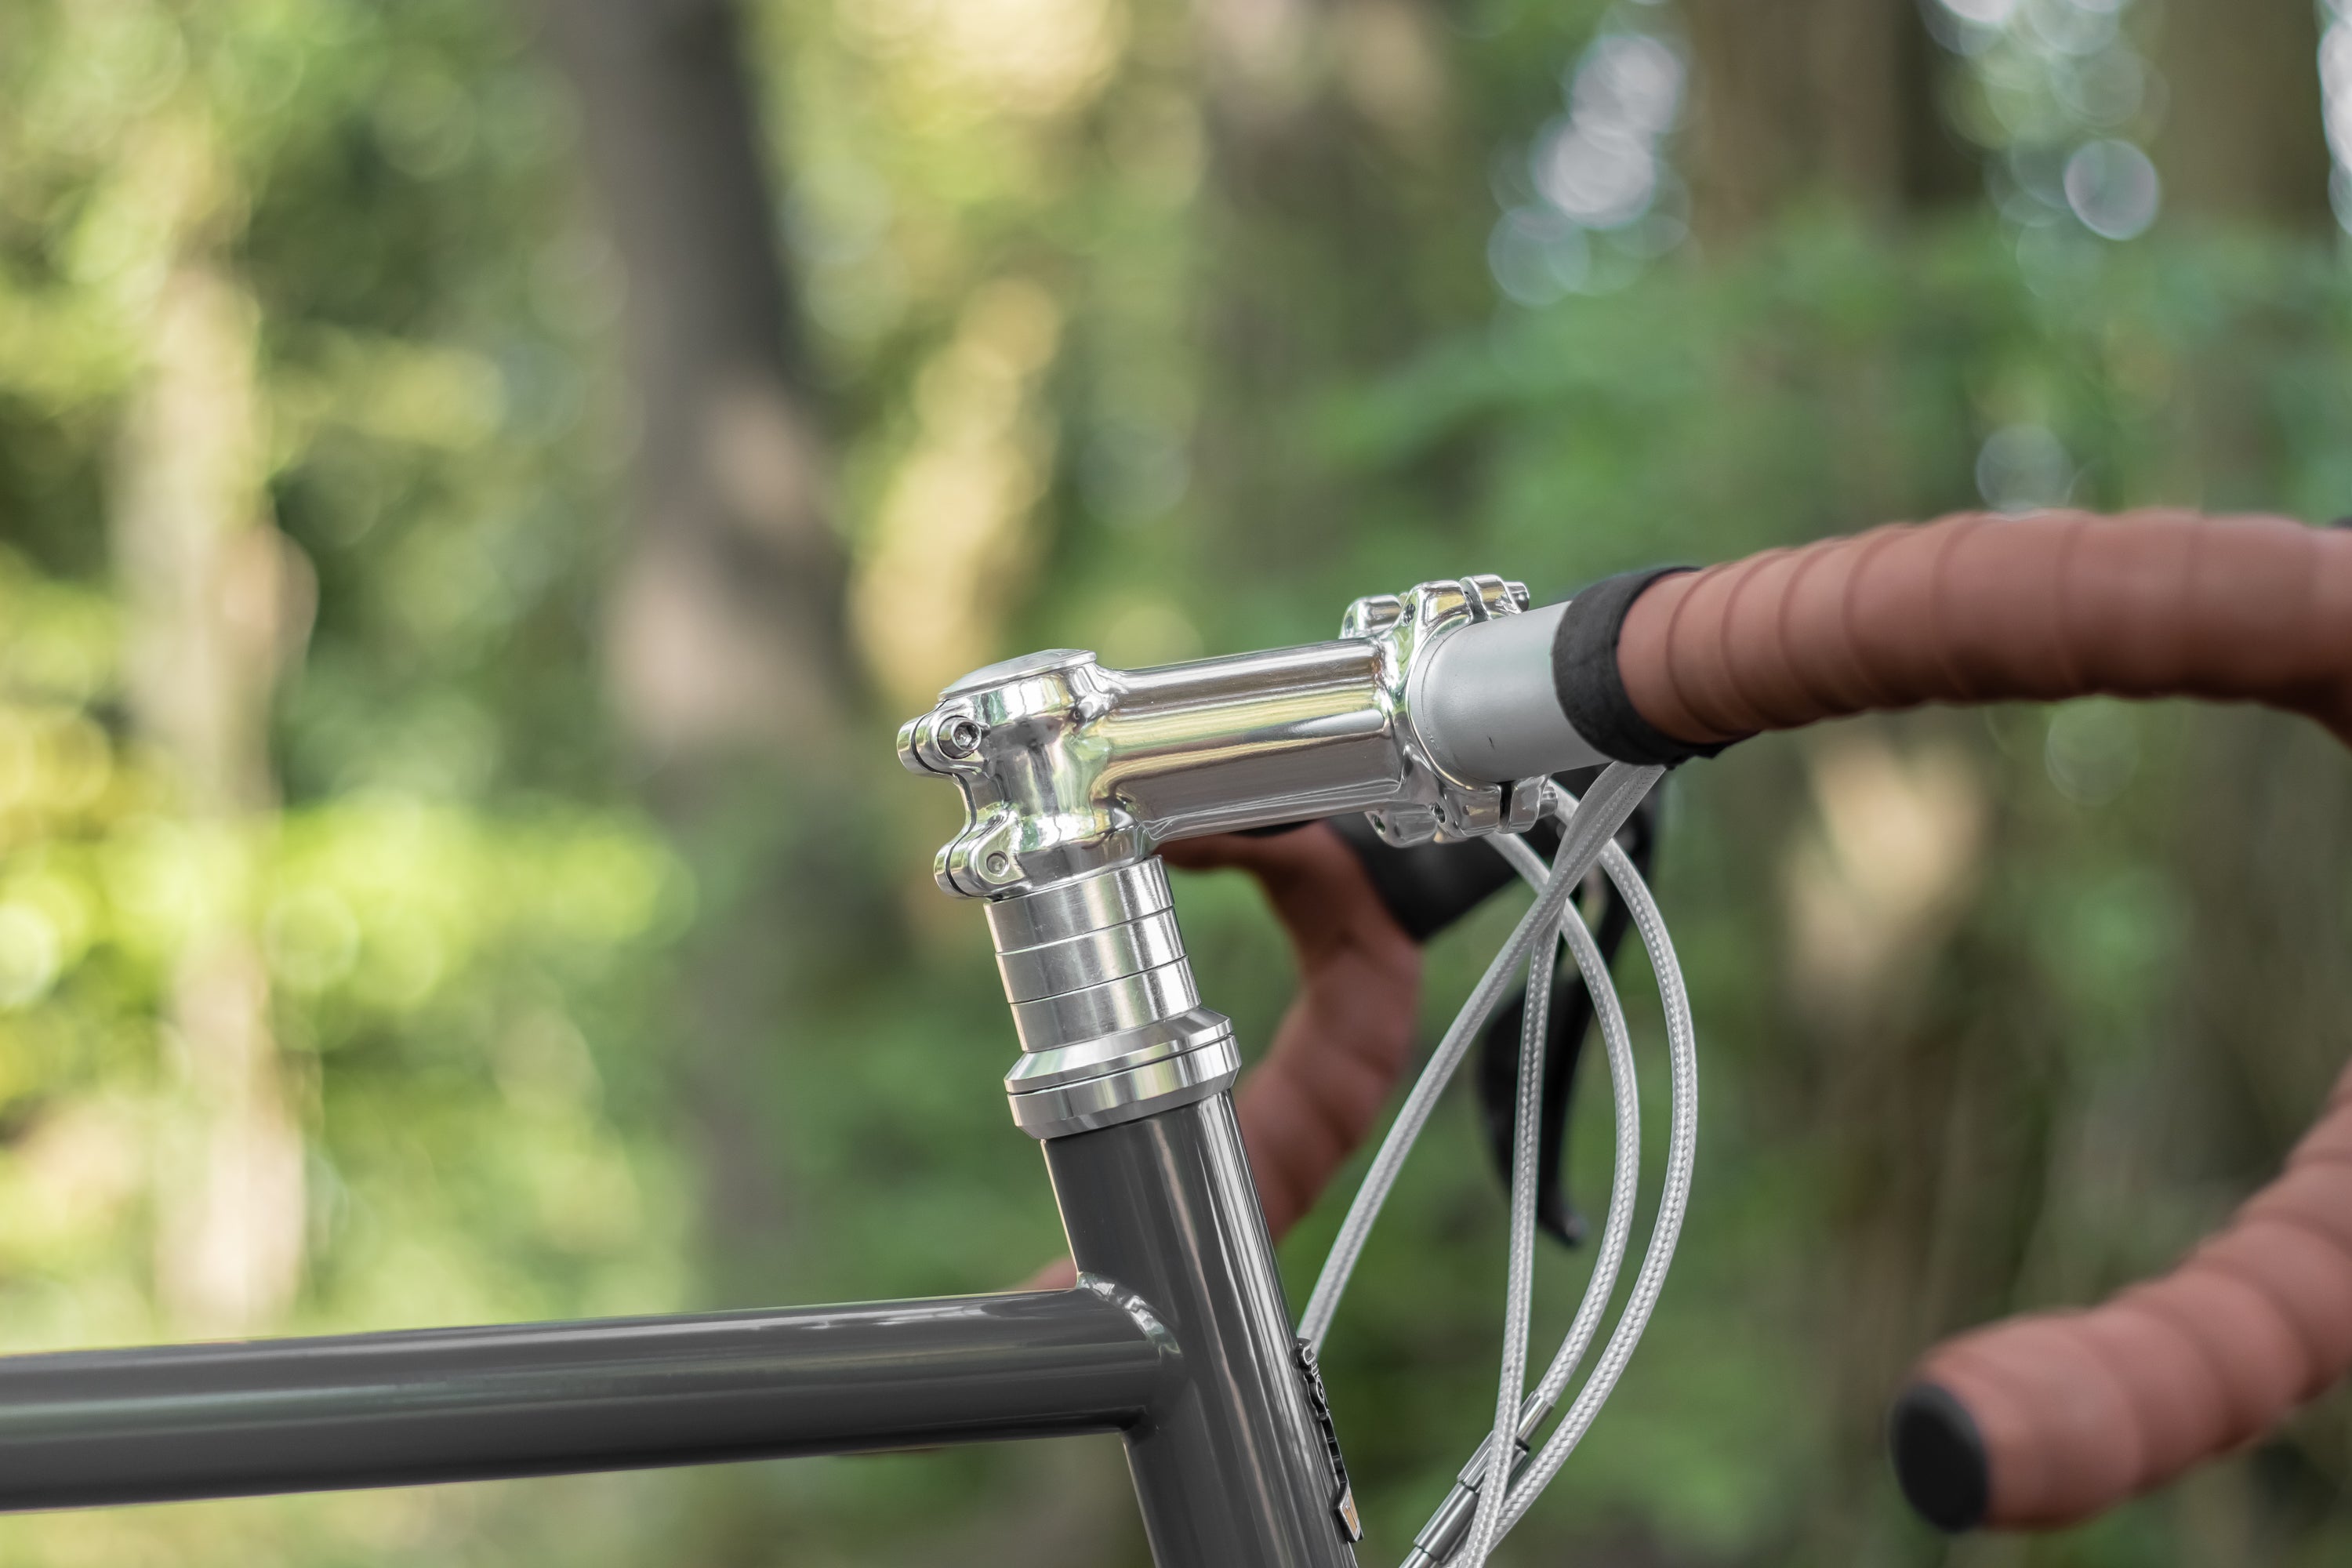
[{"xmin": 939, "ymin": 717, "xmax": 985, "ymax": 758}]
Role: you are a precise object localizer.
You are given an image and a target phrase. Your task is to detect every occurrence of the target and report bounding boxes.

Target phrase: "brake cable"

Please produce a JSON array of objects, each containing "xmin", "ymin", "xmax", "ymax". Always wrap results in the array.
[
  {"xmin": 1472, "ymin": 765, "xmax": 1662, "ymax": 1246},
  {"xmin": 1301, "ymin": 764, "xmax": 1698, "ymax": 1566}
]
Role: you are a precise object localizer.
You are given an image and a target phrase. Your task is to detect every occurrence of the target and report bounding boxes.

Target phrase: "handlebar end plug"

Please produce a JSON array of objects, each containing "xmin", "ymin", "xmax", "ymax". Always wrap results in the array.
[{"xmin": 1889, "ymin": 1381, "xmax": 1989, "ymax": 1534}]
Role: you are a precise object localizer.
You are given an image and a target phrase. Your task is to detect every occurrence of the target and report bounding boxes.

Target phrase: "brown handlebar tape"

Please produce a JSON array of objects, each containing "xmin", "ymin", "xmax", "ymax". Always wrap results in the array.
[
  {"xmin": 1167, "ymin": 826, "xmax": 1425, "ymax": 1243},
  {"xmin": 1614, "ymin": 510, "xmax": 2352, "ymax": 753},
  {"xmin": 1600, "ymin": 510, "xmax": 2352, "ymax": 1530},
  {"xmin": 1897, "ymin": 1061, "xmax": 2352, "ymax": 1529}
]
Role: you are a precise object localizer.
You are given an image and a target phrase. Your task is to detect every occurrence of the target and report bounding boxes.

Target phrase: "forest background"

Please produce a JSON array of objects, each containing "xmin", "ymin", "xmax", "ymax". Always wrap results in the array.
[{"xmin": 2, "ymin": 0, "xmax": 2350, "ymax": 1563}]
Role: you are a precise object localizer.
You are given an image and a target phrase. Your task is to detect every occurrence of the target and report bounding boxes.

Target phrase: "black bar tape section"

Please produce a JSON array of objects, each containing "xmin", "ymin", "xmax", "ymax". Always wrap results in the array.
[
  {"xmin": 1549, "ymin": 567, "xmax": 1735, "ymax": 766},
  {"xmin": 1889, "ymin": 1382, "xmax": 1991, "ymax": 1534}
]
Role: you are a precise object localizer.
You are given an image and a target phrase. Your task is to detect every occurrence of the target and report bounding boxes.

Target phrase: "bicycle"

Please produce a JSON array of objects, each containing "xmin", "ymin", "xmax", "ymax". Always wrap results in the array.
[{"xmin": 0, "ymin": 508, "xmax": 2344, "ymax": 1566}]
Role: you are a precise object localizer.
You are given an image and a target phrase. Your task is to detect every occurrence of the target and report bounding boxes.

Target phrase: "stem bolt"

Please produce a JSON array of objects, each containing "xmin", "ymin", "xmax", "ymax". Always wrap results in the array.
[{"xmin": 941, "ymin": 717, "xmax": 985, "ymax": 758}]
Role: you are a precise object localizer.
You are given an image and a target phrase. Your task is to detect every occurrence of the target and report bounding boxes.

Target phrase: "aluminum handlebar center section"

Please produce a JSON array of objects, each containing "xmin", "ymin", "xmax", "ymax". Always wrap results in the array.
[{"xmin": 898, "ymin": 574, "xmax": 1599, "ymax": 901}]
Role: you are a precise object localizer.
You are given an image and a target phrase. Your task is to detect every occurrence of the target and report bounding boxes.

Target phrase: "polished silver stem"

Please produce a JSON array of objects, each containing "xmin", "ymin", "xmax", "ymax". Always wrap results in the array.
[{"xmin": 898, "ymin": 576, "xmax": 1558, "ymax": 898}]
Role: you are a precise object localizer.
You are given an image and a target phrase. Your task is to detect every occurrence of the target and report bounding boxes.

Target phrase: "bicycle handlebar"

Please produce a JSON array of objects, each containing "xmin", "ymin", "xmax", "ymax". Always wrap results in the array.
[
  {"xmin": 1898, "ymin": 1060, "xmax": 2352, "ymax": 1530},
  {"xmin": 1614, "ymin": 509, "xmax": 2352, "ymax": 753},
  {"xmin": 1563, "ymin": 510, "xmax": 2352, "ymax": 1530}
]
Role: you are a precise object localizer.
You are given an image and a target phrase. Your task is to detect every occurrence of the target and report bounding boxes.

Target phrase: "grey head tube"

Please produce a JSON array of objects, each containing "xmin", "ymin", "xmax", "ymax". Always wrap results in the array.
[
  {"xmin": 1047, "ymin": 1091, "xmax": 1362, "ymax": 1568},
  {"xmin": 979, "ymin": 862, "xmax": 1358, "ymax": 1563}
]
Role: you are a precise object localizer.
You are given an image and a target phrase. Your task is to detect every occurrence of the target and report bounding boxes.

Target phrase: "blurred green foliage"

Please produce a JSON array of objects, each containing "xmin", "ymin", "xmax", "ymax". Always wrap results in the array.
[
  {"xmin": 0, "ymin": 0, "xmax": 2349, "ymax": 1566},
  {"xmin": 0, "ymin": 3, "xmax": 699, "ymax": 1559}
]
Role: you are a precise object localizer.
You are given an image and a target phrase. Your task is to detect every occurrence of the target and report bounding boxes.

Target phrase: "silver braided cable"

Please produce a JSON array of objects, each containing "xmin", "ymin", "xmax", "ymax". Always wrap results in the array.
[
  {"xmin": 1296, "ymin": 762, "xmax": 1664, "ymax": 1350},
  {"xmin": 1501, "ymin": 831, "xmax": 1697, "ymax": 1534},
  {"xmin": 1403, "ymin": 787, "xmax": 1688, "ymax": 1566},
  {"xmin": 1456, "ymin": 795, "xmax": 1650, "ymax": 1567},
  {"xmin": 1488, "ymin": 827, "xmax": 1642, "ymax": 1433},
  {"xmin": 1457, "ymin": 826, "xmax": 1570, "ymax": 1566}
]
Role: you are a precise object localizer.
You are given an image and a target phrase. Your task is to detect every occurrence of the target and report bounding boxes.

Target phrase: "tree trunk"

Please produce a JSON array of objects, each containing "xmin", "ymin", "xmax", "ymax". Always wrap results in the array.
[
  {"xmin": 1681, "ymin": 0, "xmax": 1976, "ymax": 244},
  {"xmin": 1186, "ymin": 0, "xmax": 1485, "ymax": 578},
  {"xmin": 114, "ymin": 247, "xmax": 311, "ymax": 1337},
  {"xmin": 2151, "ymin": 0, "xmax": 2332, "ymax": 230},
  {"xmin": 539, "ymin": 0, "xmax": 851, "ymax": 760},
  {"xmin": 536, "ymin": 0, "xmax": 861, "ymax": 1306}
]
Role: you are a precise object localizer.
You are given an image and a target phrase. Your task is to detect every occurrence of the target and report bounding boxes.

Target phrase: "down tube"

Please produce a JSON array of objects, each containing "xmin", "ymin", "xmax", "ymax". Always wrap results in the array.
[{"xmin": 1047, "ymin": 1091, "xmax": 1360, "ymax": 1568}]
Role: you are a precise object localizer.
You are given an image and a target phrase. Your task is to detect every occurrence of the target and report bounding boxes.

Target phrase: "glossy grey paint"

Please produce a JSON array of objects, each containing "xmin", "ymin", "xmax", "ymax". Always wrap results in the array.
[
  {"xmin": 0, "ymin": 1287, "xmax": 1174, "ymax": 1510},
  {"xmin": 1049, "ymin": 1091, "xmax": 1361, "ymax": 1568}
]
